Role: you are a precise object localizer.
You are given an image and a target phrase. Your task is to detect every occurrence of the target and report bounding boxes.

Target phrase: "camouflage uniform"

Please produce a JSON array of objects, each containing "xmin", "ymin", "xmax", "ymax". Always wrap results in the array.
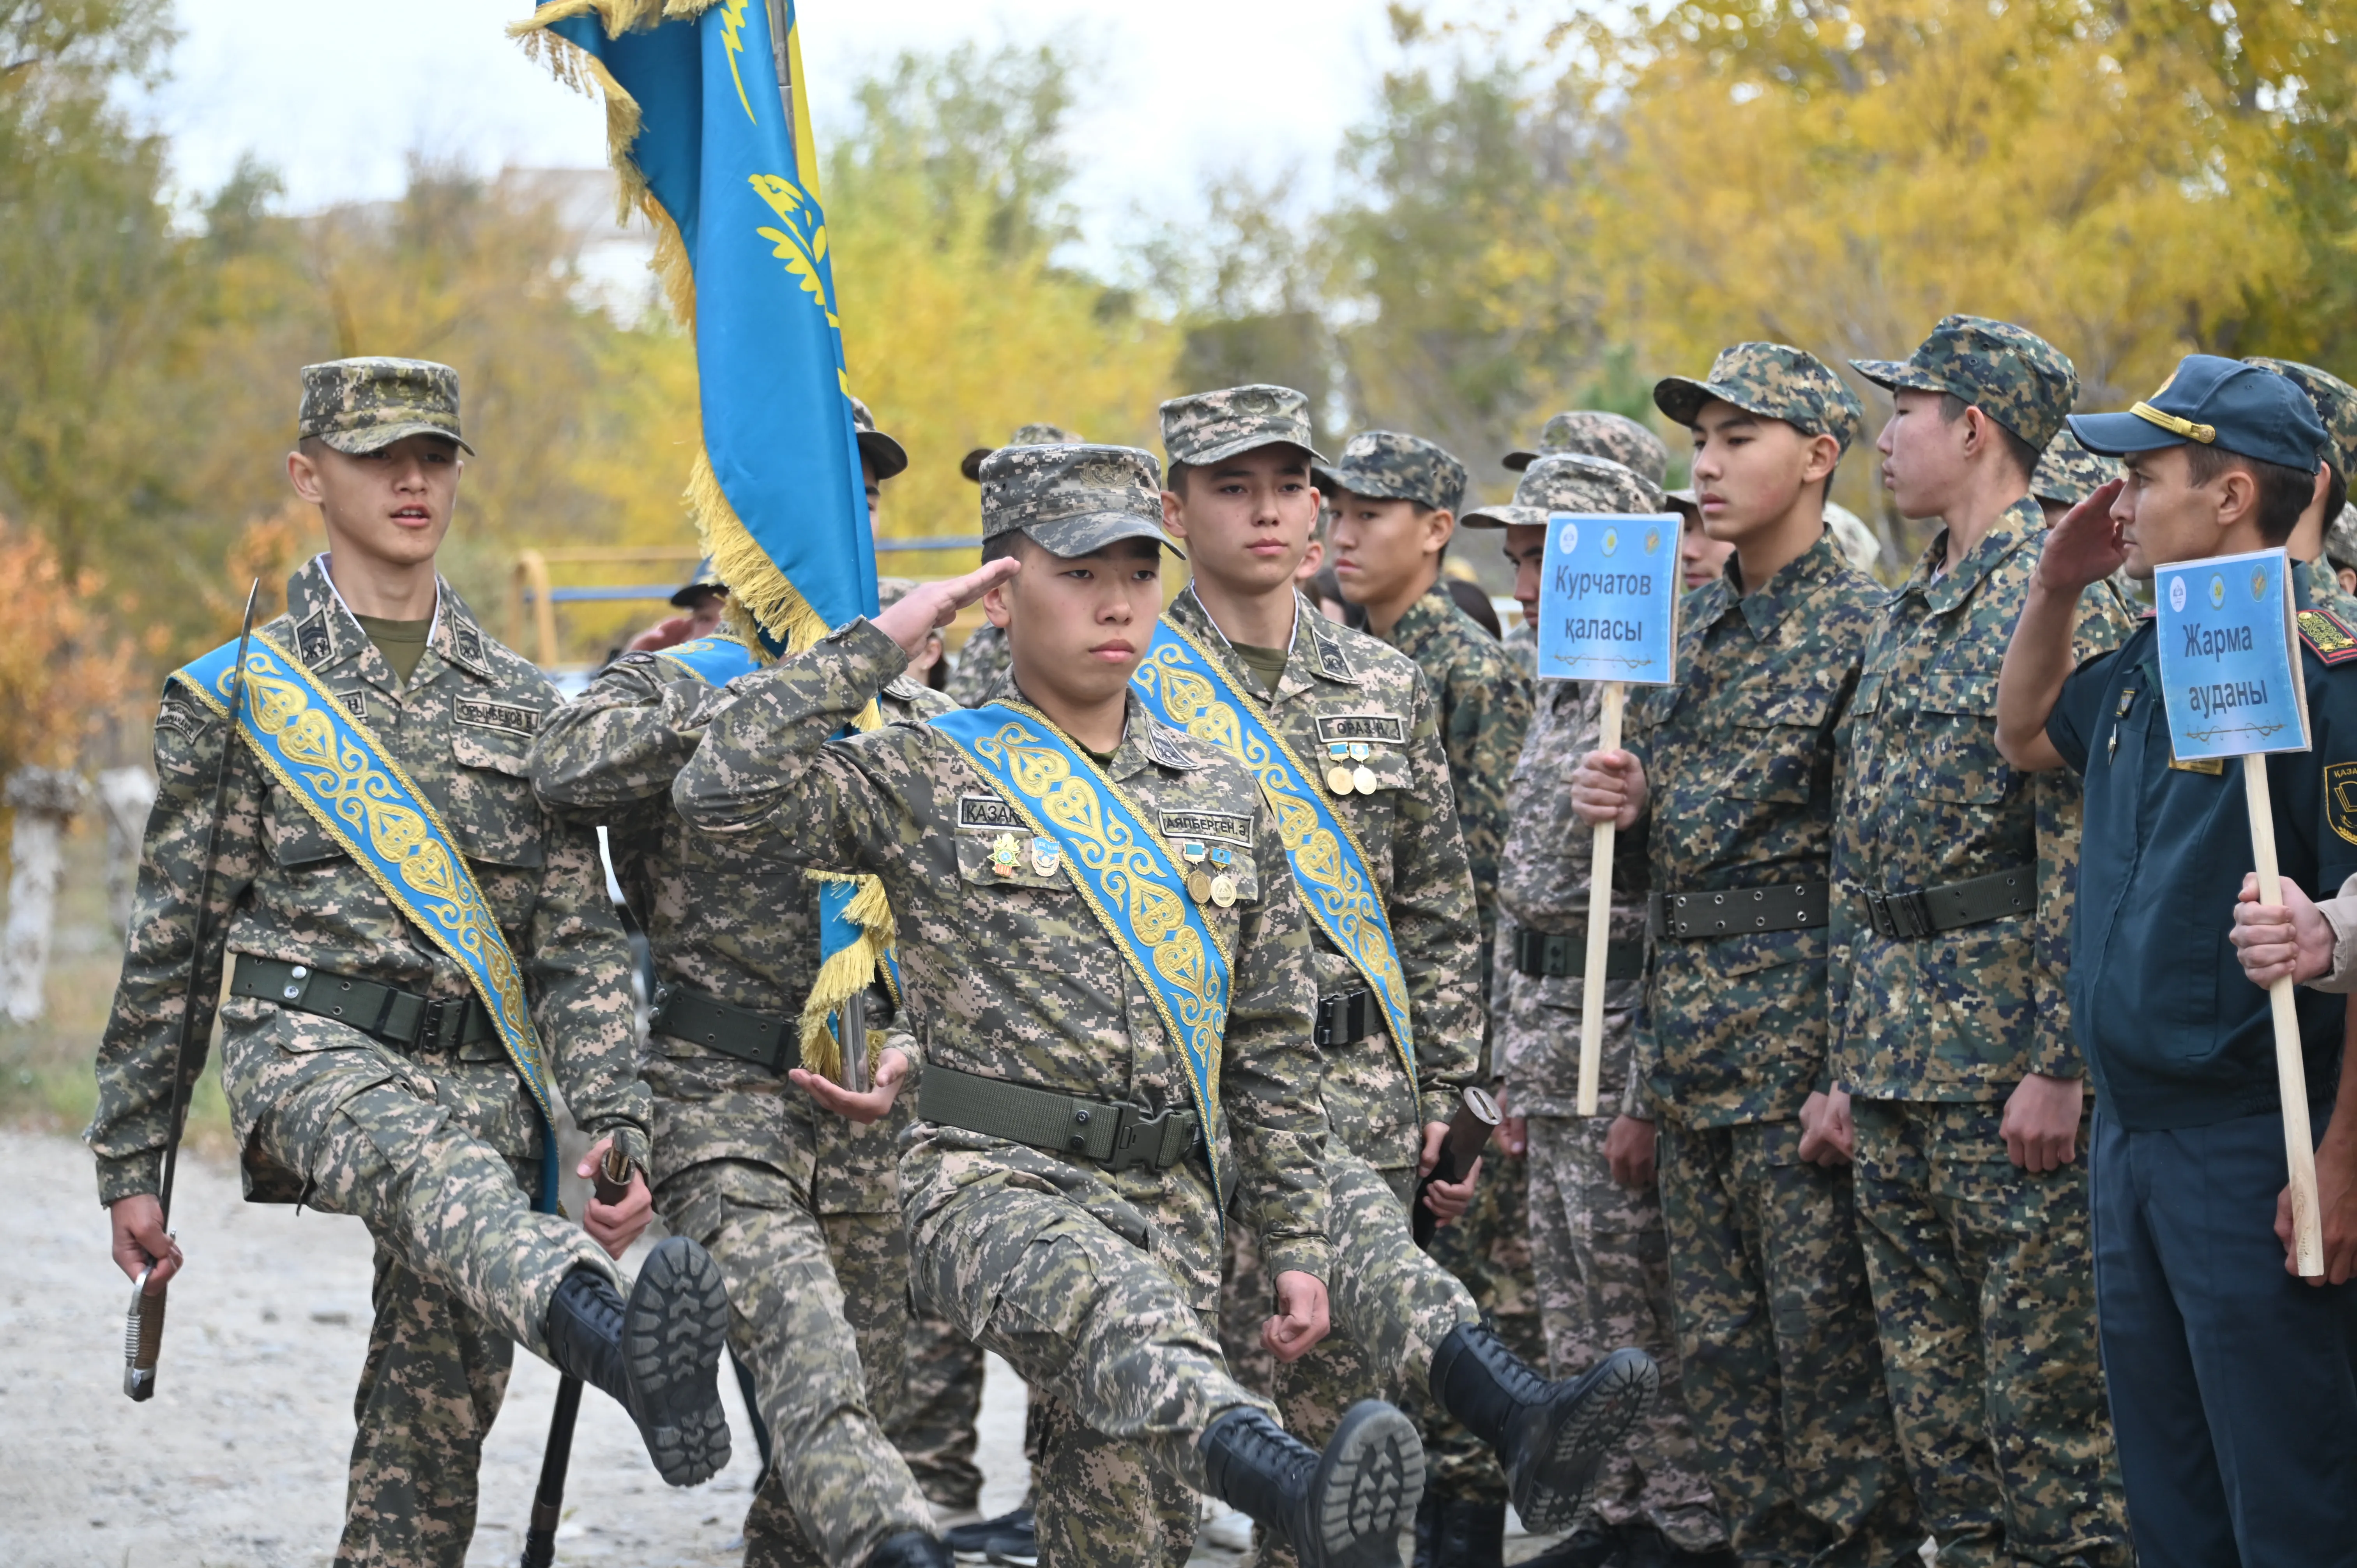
[
  {"xmin": 948, "ymin": 425, "xmax": 1085, "ymax": 708},
  {"xmin": 91, "ymin": 367, "xmax": 645, "ymax": 1568},
  {"xmin": 1158, "ymin": 387, "xmax": 1488, "ymax": 1495},
  {"xmin": 1325, "ymin": 428, "xmax": 1536, "ymax": 1506},
  {"xmin": 673, "ymin": 444, "xmax": 1341, "ymax": 1568},
  {"xmin": 2247, "ymin": 357, "xmax": 2357, "ymax": 627},
  {"xmin": 528, "ymin": 636, "xmax": 953, "ymax": 1567},
  {"xmin": 1464, "ymin": 455, "xmax": 1725, "ymax": 1554},
  {"xmin": 1839, "ymin": 319, "xmax": 2133, "ymax": 1565}
]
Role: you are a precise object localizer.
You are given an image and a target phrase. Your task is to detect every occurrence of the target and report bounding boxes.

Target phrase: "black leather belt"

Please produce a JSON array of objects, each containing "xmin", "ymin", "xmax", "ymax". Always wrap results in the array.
[
  {"xmin": 649, "ymin": 982, "xmax": 802, "ymax": 1073},
  {"xmin": 231, "ymin": 955, "xmax": 496, "ymax": 1052},
  {"xmin": 1511, "ymin": 927, "xmax": 1645, "ymax": 982},
  {"xmin": 919, "ymin": 1065, "xmax": 1200, "ymax": 1172},
  {"xmin": 1315, "ymin": 990, "xmax": 1382, "ymax": 1046},
  {"xmin": 1650, "ymin": 881, "xmax": 1829, "ymax": 938},
  {"xmin": 1859, "ymin": 867, "xmax": 2033, "ymax": 940}
]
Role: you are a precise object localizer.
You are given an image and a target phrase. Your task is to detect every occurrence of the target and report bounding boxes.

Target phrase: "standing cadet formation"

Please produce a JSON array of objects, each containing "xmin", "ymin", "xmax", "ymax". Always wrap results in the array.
[{"xmin": 88, "ymin": 312, "xmax": 2357, "ymax": 1568}]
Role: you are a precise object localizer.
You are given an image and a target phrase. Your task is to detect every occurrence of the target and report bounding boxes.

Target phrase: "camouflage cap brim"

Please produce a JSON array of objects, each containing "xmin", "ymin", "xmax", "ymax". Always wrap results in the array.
[
  {"xmin": 316, "ymin": 420, "xmax": 475, "ymax": 457},
  {"xmin": 1458, "ymin": 503, "xmax": 1553, "ymax": 531},
  {"xmin": 1501, "ymin": 450, "xmax": 1541, "ymax": 472},
  {"xmin": 1314, "ymin": 462, "xmax": 1417, "ymax": 502},
  {"xmin": 1847, "ymin": 357, "xmax": 1951, "ymax": 397},
  {"xmin": 1019, "ymin": 512, "xmax": 1185, "ymax": 560},
  {"xmin": 1653, "ymin": 376, "xmax": 1748, "ymax": 431},
  {"xmin": 857, "ymin": 429, "xmax": 909, "ymax": 482},
  {"xmin": 959, "ymin": 447, "xmax": 994, "ymax": 483}
]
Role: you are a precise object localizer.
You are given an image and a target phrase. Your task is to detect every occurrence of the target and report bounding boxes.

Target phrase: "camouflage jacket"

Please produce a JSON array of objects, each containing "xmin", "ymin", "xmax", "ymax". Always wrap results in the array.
[
  {"xmin": 946, "ymin": 621, "xmax": 1012, "ymax": 707},
  {"xmin": 2298, "ymin": 559, "xmax": 2357, "ymax": 629},
  {"xmin": 1162, "ymin": 588, "xmax": 1483, "ymax": 1166},
  {"xmin": 1496, "ymin": 678, "xmax": 1649, "ymax": 1118},
  {"xmin": 89, "ymin": 556, "xmax": 645, "ymax": 1205},
  {"xmin": 1628, "ymin": 537, "xmax": 1877, "ymax": 1126},
  {"xmin": 1502, "ymin": 621, "xmax": 1537, "ymax": 679},
  {"xmin": 1830, "ymin": 498, "xmax": 2133, "ymax": 1099},
  {"xmin": 670, "ymin": 620, "xmax": 1333, "ymax": 1283},
  {"xmin": 529, "ymin": 647, "xmax": 955, "ymax": 1215},
  {"xmin": 1376, "ymin": 583, "xmax": 1533, "ymax": 954}
]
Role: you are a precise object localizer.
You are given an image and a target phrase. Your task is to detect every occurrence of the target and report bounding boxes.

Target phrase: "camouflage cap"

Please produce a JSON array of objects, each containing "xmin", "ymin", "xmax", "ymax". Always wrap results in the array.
[
  {"xmin": 2327, "ymin": 503, "xmax": 2357, "ymax": 572},
  {"xmin": 875, "ymin": 575, "xmax": 917, "ymax": 611},
  {"xmin": 2030, "ymin": 427, "xmax": 2122, "ymax": 507},
  {"xmin": 1851, "ymin": 314, "xmax": 2079, "ymax": 450},
  {"xmin": 2245, "ymin": 357, "xmax": 2357, "ymax": 481},
  {"xmin": 1654, "ymin": 342, "xmax": 1866, "ymax": 455},
  {"xmin": 979, "ymin": 442, "xmax": 1182, "ymax": 559},
  {"xmin": 1461, "ymin": 453, "xmax": 1665, "ymax": 529},
  {"xmin": 1823, "ymin": 501, "xmax": 1883, "ymax": 575},
  {"xmin": 297, "ymin": 357, "xmax": 473, "ymax": 455},
  {"xmin": 1502, "ymin": 411, "xmax": 1670, "ymax": 484},
  {"xmin": 1314, "ymin": 431, "xmax": 1469, "ymax": 514},
  {"xmin": 1664, "ymin": 486, "xmax": 1701, "ymax": 519},
  {"xmin": 1160, "ymin": 384, "xmax": 1327, "ymax": 469},
  {"xmin": 961, "ymin": 422, "xmax": 1084, "ymax": 483},
  {"xmin": 851, "ymin": 397, "xmax": 908, "ymax": 481}
]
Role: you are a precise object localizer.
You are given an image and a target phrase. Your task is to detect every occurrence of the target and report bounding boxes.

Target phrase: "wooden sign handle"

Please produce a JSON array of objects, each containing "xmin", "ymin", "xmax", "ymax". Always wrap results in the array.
[
  {"xmin": 2244, "ymin": 752, "xmax": 2325, "ymax": 1277},
  {"xmin": 1577, "ymin": 682, "xmax": 1627, "ymax": 1117}
]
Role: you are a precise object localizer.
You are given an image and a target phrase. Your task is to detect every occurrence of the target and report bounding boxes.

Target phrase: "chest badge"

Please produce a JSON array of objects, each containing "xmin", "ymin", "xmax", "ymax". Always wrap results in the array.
[
  {"xmin": 1028, "ymin": 835, "xmax": 1062, "ymax": 876},
  {"xmin": 1210, "ymin": 874, "xmax": 1239, "ymax": 908},
  {"xmin": 990, "ymin": 833, "xmax": 1022, "ymax": 877}
]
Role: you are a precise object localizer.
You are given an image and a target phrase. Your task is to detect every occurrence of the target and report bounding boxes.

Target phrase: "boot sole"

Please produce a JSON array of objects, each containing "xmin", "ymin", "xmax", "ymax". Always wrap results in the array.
[
  {"xmin": 1307, "ymin": 1400, "xmax": 1427, "ymax": 1568},
  {"xmin": 1512, "ymin": 1348, "xmax": 1657, "ymax": 1535},
  {"xmin": 623, "ymin": 1236, "xmax": 734, "ymax": 1487}
]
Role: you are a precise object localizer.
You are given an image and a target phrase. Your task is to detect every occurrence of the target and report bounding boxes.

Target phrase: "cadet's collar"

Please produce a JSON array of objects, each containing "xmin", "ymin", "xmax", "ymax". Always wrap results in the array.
[
  {"xmin": 1001, "ymin": 685, "xmax": 1193, "ymax": 780},
  {"xmin": 285, "ymin": 554, "xmax": 387, "ymax": 686},
  {"xmin": 1169, "ymin": 585, "xmax": 1359, "ymax": 699},
  {"xmin": 1381, "ymin": 581, "xmax": 1455, "ymax": 647},
  {"xmin": 1898, "ymin": 496, "xmax": 2040, "ymax": 614},
  {"xmin": 1732, "ymin": 532, "xmax": 1846, "ymax": 640},
  {"xmin": 425, "ymin": 581, "xmax": 497, "ymax": 683}
]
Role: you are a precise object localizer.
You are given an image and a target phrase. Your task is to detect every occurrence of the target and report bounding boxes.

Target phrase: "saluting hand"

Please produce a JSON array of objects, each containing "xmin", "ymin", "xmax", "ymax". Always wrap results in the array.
[
  {"xmin": 2035, "ymin": 478, "xmax": 2127, "ymax": 593},
  {"xmin": 2230, "ymin": 872, "xmax": 2335, "ymax": 988},
  {"xmin": 1570, "ymin": 750, "xmax": 1648, "ymax": 830},
  {"xmin": 873, "ymin": 558, "xmax": 1021, "ymax": 657}
]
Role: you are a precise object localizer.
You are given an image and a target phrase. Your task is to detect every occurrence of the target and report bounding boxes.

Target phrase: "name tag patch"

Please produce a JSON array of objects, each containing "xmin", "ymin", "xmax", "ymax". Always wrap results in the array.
[
  {"xmin": 454, "ymin": 698, "xmax": 539, "ymax": 737},
  {"xmin": 956, "ymin": 793, "xmax": 1025, "ymax": 832},
  {"xmin": 1159, "ymin": 809, "xmax": 1253, "ymax": 848},
  {"xmin": 1316, "ymin": 712, "xmax": 1405, "ymax": 747}
]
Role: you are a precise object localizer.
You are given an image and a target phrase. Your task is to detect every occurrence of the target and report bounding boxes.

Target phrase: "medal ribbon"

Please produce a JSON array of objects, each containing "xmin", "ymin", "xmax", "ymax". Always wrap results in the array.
[
  {"xmin": 1133, "ymin": 620, "xmax": 1418, "ymax": 1091},
  {"xmin": 175, "ymin": 633, "xmax": 560, "ymax": 1206},
  {"xmin": 929, "ymin": 702, "xmax": 1230, "ymax": 1203}
]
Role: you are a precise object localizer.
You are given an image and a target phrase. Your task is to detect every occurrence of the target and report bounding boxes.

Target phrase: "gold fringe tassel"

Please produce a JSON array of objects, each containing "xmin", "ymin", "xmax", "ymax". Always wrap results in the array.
[{"xmin": 798, "ymin": 872, "xmax": 898, "ymax": 1081}]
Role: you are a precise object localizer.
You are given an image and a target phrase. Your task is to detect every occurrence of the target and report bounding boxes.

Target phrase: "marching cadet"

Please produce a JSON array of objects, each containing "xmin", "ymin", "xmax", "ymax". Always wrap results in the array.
[
  {"xmin": 1150, "ymin": 387, "xmax": 1656, "ymax": 1568},
  {"xmin": 529, "ymin": 404, "xmax": 957, "ymax": 1568},
  {"xmin": 946, "ymin": 424, "xmax": 1084, "ymax": 709},
  {"xmin": 1470, "ymin": 453, "xmax": 1732, "ymax": 1567},
  {"xmin": 2000, "ymin": 355, "xmax": 2357, "ymax": 1564},
  {"xmin": 671, "ymin": 442, "xmax": 1648, "ymax": 1568},
  {"xmin": 2245, "ymin": 357, "xmax": 2357, "ymax": 625},
  {"xmin": 1321, "ymin": 428, "xmax": 1540, "ymax": 1545},
  {"xmin": 1837, "ymin": 317, "xmax": 2133, "ymax": 1563},
  {"xmin": 92, "ymin": 359, "xmax": 732, "ymax": 1566},
  {"xmin": 1572, "ymin": 344, "xmax": 1922, "ymax": 1565}
]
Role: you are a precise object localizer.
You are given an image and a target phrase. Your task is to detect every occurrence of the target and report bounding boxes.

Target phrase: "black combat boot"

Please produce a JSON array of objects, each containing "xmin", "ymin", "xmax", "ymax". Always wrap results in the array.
[
  {"xmin": 1410, "ymin": 1492, "xmax": 1443, "ymax": 1568},
  {"xmin": 544, "ymin": 1236, "xmax": 733, "ymax": 1487},
  {"xmin": 1428, "ymin": 1323, "xmax": 1657, "ymax": 1536},
  {"xmin": 864, "ymin": 1531, "xmax": 956, "ymax": 1568},
  {"xmin": 1199, "ymin": 1400, "xmax": 1425, "ymax": 1568},
  {"xmin": 1427, "ymin": 1499, "xmax": 1505, "ymax": 1568}
]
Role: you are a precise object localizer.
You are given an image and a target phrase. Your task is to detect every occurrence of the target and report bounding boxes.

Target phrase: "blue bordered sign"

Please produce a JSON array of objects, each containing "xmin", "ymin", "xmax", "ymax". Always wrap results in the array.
[
  {"xmin": 1134, "ymin": 620, "xmax": 1417, "ymax": 1090},
  {"xmin": 930, "ymin": 702, "xmax": 1230, "ymax": 1203},
  {"xmin": 174, "ymin": 632, "xmax": 560, "ymax": 1201},
  {"xmin": 1534, "ymin": 513, "xmax": 1683, "ymax": 684},
  {"xmin": 2154, "ymin": 547, "xmax": 2311, "ymax": 761}
]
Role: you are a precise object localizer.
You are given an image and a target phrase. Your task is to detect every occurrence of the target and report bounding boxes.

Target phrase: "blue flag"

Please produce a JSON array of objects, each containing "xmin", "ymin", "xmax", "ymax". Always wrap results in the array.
[{"xmin": 519, "ymin": 0, "xmax": 874, "ymax": 651}]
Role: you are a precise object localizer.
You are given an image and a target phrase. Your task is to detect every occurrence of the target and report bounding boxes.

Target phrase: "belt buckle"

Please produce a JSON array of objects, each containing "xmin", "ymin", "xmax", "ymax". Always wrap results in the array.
[
  {"xmin": 417, "ymin": 997, "xmax": 452, "ymax": 1049},
  {"xmin": 1868, "ymin": 888, "xmax": 1931, "ymax": 939},
  {"xmin": 1104, "ymin": 1103, "xmax": 1175, "ymax": 1172}
]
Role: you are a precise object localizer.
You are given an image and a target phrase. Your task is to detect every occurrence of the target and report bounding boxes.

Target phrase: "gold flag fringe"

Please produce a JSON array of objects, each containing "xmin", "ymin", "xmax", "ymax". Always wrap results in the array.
[{"xmin": 516, "ymin": 0, "xmax": 901, "ymax": 1084}]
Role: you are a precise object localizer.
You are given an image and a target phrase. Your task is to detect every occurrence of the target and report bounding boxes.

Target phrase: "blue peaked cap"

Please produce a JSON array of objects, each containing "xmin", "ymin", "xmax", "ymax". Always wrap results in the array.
[{"xmin": 2068, "ymin": 354, "xmax": 2328, "ymax": 474}]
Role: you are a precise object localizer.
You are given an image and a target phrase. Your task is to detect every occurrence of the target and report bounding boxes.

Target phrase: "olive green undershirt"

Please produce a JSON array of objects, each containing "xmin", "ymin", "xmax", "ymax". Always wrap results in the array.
[
  {"xmin": 1232, "ymin": 641, "xmax": 1290, "ymax": 697},
  {"xmin": 354, "ymin": 614, "xmax": 433, "ymax": 687}
]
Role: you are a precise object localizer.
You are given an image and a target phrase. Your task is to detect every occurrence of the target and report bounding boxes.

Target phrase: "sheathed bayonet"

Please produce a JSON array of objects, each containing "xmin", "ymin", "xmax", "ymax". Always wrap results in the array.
[{"xmin": 124, "ymin": 579, "xmax": 260, "ymax": 1402}]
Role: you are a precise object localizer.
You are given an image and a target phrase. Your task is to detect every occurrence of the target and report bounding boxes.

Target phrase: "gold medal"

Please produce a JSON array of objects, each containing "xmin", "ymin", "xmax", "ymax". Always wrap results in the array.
[
  {"xmin": 1187, "ymin": 870, "xmax": 1214, "ymax": 903},
  {"xmin": 1210, "ymin": 874, "xmax": 1239, "ymax": 908},
  {"xmin": 1353, "ymin": 764, "xmax": 1379, "ymax": 794},
  {"xmin": 1327, "ymin": 765, "xmax": 1357, "ymax": 795}
]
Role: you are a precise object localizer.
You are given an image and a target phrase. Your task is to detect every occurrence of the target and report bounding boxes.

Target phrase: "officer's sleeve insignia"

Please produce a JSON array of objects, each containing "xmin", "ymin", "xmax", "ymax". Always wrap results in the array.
[
  {"xmin": 2298, "ymin": 607, "xmax": 2357, "ymax": 664},
  {"xmin": 2327, "ymin": 762, "xmax": 2357, "ymax": 847}
]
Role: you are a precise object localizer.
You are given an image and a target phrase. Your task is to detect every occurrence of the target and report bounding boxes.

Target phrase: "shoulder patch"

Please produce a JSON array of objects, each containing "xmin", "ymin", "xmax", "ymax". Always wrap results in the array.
[
  {"xmin": 956, "ymin": 792, "xmax": 1023, "ymax": 832},
  {"xmin": 1146, "ymin": 720, "xmax": 1208, "ymax": 770},
  {"xmin": 454, "ymin": 697, "xmax": 541, "ymax": 737},
  {"xmin": 448, "ymin": 620, "xmax": 492, "ymax": 677},
  {"xmin": 1304, "ymin": 618, "xmax": 1358, "ymax": 683},
  {"xmin": 2299, "ymin": 607, "xmax": 2357, "ymax": 664},
  {"xmin": 155, "ymin": 686, "xmax": 202, "ymax": 740},
  {"xmin": 2328, "ymin": 762, "xmax": 2357, "ymax": 847},
  {"xmin": 295, "ymin": 609, "xmax": 332, "ymax": 667},
  {"xmin": 883, "ymin": 672, "xmax": 929, "ymax": 702}
]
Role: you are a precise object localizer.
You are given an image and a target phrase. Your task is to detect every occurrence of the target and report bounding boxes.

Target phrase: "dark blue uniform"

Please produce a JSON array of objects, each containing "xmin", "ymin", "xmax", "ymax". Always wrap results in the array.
[{"xmin": 2047, "ymin": 602, "xmax": 2357, "ymax": 1566}]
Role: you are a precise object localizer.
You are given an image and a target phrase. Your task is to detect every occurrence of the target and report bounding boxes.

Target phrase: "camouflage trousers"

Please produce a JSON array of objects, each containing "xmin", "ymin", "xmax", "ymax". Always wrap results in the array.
[
  {"xmin": 894, "ymin": 1306, "xmax": 994, "ymax": 1511},
  {"xmin": 1217, "ymin": 1217, "xmax": 1278, "ymax": 1404},
  {"xmin": 1657, "ymin": 1118, "xmax": 1921, "ymax": 1568},
  {"xmin": 1526, "ymin": 1114, "xmax": 1725, "ymax": 1552},
  {"xmin": 1850, "ymin": 1100, "xmax": 2131, "ymax": 1568},
  {"xmin": 656, "ymin": 1158, "xmax": 935, "ymax": 1568},
  {"xmin": 1423, "ymin": 1141, "xmax": 1543, "ymax": 1503},
  {"xmin": 906, "ymin": 1147, "xmax": 1275, "ymax": 1568},
  {"xmin": 221, "ymin": 1001, "xmax": 617, "ymax": 1568}
]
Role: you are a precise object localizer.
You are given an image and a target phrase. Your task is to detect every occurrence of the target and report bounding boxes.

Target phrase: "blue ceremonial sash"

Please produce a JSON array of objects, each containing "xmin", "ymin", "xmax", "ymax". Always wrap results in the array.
[
  {"xmin": 650, "ymin": 635, "xmax": 761, "ymax": 687},
  {"xmin": 929, "ymin": 703, "xmax": 1230, "ymax": 1200},
  {"xmin": 1134, "ymin": 620, "xmax": 1417, "ymax": 1091},
  {"xmin": 173, "ymin": 633, "xmax": 561, "ymax": 1207}
]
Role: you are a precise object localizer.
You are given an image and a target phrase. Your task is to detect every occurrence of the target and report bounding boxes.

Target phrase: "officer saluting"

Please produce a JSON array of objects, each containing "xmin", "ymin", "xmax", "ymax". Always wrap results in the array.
[{"xmin": 90, "ymin": 359, "xmax": 733, "ymax": 1565}]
